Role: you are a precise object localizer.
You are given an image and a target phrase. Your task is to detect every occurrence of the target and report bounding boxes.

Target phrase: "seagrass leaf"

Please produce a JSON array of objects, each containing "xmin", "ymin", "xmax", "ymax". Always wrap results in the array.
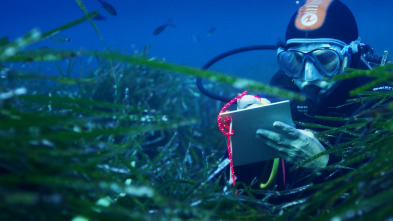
[{"xmin": 88, "ymin": 51, "xmax": 306, "ymax": 101}]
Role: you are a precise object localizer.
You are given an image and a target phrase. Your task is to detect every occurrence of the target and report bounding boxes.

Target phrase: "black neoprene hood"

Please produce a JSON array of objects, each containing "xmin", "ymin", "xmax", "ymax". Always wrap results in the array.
[{"xmin": 285, "ymin": 0, "xmax": 358, "ymax": 44}]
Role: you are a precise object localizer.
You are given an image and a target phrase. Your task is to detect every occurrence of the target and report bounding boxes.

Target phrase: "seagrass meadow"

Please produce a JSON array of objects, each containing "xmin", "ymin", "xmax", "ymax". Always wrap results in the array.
[{"xmin": 2, "ymin": 4, "xmax": 393, "ymax": 221}]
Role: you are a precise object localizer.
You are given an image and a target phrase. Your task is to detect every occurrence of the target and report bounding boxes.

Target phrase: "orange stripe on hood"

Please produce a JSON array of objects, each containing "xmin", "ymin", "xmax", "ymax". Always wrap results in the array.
[{"xmin": 295, "ymin": 0, "xmax": 334, "ymax": 31}]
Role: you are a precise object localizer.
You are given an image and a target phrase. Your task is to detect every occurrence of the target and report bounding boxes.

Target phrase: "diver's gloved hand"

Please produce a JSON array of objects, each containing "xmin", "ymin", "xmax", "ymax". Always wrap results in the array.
[
  {"xmin": 256, "ymin": 121, "xmax": 329, "ymax": 172},
  {"xmin": 237, "ymin": 95, "xmax": 271, "ymax": 110}
]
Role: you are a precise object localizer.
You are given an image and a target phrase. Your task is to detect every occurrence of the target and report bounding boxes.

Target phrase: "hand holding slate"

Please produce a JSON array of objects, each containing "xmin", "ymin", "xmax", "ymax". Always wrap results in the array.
[{"xmin": 256, "ymin": 121, "xmax": 329, "ymax": 172}]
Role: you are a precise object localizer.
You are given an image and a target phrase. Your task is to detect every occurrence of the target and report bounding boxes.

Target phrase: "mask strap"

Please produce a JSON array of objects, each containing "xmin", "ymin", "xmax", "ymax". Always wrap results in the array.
[
  {"xmin": 342, "ymin": 45, "xmax": 352, "ymax": 57},
  {"xmin": 348, "ymin": 38, "xmax": 361, "ymax": 54},
  {"xmin": 341, "ymin": 38, "xmax": 360, "ymax": 67}
]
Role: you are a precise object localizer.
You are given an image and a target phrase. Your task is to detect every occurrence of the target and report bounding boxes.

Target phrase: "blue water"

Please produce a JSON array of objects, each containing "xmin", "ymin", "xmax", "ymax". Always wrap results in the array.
[{"xmin": 1, "ymin": 0, "xmax": 393, "ymax": 84}]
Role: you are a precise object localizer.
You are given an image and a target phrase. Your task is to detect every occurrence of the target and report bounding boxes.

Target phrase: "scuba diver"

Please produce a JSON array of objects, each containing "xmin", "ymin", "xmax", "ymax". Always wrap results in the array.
[{"xmin": 198, "ymin": 0, "xmax": 391, "ymax": 190}]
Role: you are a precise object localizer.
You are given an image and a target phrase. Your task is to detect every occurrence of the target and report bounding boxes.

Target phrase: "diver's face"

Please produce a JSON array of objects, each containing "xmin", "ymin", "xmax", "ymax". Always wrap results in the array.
[{"xmin": 288, "ymin": 43, "xmax": 349, "ymax": 94}]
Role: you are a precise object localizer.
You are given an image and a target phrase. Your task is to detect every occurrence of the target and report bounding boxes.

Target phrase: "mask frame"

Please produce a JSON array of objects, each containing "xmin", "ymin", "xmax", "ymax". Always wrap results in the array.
[
  {"xmin": 277, "ymin": 38, "xmax": 359, "ymax": 80},
  {"xmin": 277, "ymin": 47, "xmax": 345, "ymax": 79}
]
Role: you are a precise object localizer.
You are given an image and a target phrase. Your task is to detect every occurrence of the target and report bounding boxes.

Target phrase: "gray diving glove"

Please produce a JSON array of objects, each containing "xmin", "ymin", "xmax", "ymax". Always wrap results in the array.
[
  {"xmin": 256, "ymin": 122, "xmax": 329, "ymax": 172},
  {"xmin": 237, "ymin": 95, "xmax": 329, "ymax": 172}
]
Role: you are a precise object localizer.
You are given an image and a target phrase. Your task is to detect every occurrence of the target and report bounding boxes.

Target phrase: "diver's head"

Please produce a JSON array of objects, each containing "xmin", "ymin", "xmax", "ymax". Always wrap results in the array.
[{"xmin": 278, "ymin": 0, "xmax": 360, "ymax": 95}]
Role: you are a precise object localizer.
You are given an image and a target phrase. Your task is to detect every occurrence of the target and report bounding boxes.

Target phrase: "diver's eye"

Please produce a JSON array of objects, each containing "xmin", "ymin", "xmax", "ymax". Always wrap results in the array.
[
  {"xmin": 278, "ymin": 51, "xmax": 304, "ymax": 77},
  {"xmin": 312, "ymin": 49, "xmax": 340, "ymax": 73}
]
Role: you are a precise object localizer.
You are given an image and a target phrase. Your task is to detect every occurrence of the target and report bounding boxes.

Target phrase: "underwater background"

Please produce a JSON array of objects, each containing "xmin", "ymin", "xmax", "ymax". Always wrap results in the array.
[
  {"xmin": 3, "ymin": 0, "xmax": 393, "ymax": 82},
  {"xmin": 1, "ymin": 0, "xmax": 393, "ymax": 220}
]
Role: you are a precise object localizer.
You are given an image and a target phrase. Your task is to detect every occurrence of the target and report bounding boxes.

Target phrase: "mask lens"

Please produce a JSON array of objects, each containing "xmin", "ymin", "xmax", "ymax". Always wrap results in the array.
[
  {"xmin": 278, "ymin": 51, "xmax": 304, "ymax": 78},
  {"xmin": 312, "ymin": 49, "xmax": 340, "ymax": 76}
]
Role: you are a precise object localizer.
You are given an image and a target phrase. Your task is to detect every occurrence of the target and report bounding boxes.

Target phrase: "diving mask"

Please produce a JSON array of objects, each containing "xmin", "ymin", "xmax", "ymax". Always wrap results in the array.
[{"xmin": 277, "ymin": 38, "xmax": 358, "ymax": 79}]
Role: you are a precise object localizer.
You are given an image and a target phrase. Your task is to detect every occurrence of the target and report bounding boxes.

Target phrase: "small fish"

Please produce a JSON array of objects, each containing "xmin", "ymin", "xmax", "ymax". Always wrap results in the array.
[
  {"xmin": 97, "ymin": 0, "xmax": 117, "ymax": 16},
  {"xmin": 153, "ymin": 20, "xmax": 174, "ymax": 36},
  {"xmin": 49, "ymin": 34, "xmax": 71, "ymax": 43},
  {"xmin": 93, "ymin": 13, "xmax": 107, "ymax": 21},
  {"xmin": 206, "ymin": 27, "xmax": 215, "ymax": 37}
]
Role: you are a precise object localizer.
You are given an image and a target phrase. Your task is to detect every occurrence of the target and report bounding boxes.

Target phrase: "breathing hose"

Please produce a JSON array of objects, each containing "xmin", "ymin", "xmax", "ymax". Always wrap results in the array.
[{"xmin": 197, "ymin": 45, "xmax": 278, "ymax": 102}]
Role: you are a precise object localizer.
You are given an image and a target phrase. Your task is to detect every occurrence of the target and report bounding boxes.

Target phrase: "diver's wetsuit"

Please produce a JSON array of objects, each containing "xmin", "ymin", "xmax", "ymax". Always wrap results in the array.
[{"xmin": 234, "ymin": 63, "xmax": 392, "ymax": 190}]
